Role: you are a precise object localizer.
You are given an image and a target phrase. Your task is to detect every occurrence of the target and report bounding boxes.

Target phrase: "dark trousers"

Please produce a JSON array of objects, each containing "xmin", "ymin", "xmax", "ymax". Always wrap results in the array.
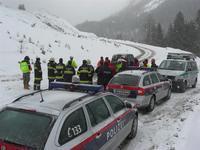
[{"xmin": 34, "ymin": 80, "xmax": 41, "ymax": 90}]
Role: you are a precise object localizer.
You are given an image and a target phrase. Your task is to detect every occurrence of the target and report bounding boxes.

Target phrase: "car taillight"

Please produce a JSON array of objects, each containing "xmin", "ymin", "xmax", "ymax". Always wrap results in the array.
[
  {"xmin": 138, "ymin": 88, "xmax": 145, "ymax": 96},
  {"xmin": 106, "ymin": 86, "xmax": 113, "ymax": 92}
]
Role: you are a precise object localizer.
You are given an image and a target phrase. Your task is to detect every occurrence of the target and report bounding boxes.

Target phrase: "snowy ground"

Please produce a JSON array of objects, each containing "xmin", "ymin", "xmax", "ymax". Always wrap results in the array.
[{"xmin": 1, "ymin": 5, "xmax": 200, "ymax": 150}]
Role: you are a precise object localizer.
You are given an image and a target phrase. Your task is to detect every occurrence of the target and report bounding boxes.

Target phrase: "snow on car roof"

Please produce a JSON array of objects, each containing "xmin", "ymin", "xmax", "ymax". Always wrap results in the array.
[
  {"xmin": 9, "ymin": 90, "xmax": 88, "ymax": 114},
  {"xmin": 117, "ymin": 70, "xmax": 148, "ymax": 76}
]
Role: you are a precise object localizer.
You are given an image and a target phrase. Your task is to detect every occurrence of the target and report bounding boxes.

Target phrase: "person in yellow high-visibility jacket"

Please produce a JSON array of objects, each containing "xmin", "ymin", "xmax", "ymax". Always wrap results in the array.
[
  {"xmin": 70, "ymin": 56, "xmax": 78, "ymax": 69},
  {"xmin": 19, "ymin": 56, "xmax": 32, "ymax": 89}
]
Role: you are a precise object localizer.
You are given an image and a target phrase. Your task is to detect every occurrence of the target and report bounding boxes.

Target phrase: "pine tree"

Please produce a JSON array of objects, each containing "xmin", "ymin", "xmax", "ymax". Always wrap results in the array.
[
  {"xmin": 184, "ymin": 21, "xmax": 198, "ymax": 51},
  {"xmin": 165, "ymin": 24, "xmax": 174, "ymax": 47},
  {"xmin": 155, "ymin": 23, "xmax": 164, "ymax": 46},
  {"xmin": 195, "ymin": 9, "xmax": 200, "ymax": 55},
  {"xmin": 172, "ymin": 11, "xmax": 186, "ymax": 50},
  {"xmin": 144, "ymin": 15, "xmax": 156, "ymax": 45}
]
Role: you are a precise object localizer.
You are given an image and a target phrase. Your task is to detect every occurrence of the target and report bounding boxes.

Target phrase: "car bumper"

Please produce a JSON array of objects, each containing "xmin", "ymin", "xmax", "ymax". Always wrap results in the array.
[
  {"xmin": 124, "ymin": 96, "xmax": 149, "ymax": 108},
  {"xmin": 172, "ymin": 80, "xmax": 183, "ymax": 90}
]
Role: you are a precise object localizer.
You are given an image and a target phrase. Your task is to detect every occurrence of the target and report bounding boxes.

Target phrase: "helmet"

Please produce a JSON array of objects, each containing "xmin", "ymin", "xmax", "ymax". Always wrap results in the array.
[
  {"xmin": 36, "ymin": 57, "xmax": 40, "ymax": 61},
  {"xmin": 24, "ymin": 56, "xmax": 30, "ymax": 61},
  {"xmin": 83, "ymin": 60, "xmax": 87, "ymax": 65},
  {"xmin": 70, "ymin": 56, "xmax": 73, "ymax": 59},
  {"xmin": 49, "ymin": 57, "xmax": 55, "ymax": 61},
  {"xmin": 87, "ymin": 59, "xmax": 91, "ymax": 65},
  {"xmin": 72, "ymin": 75, "xmax": 80, "ymax": 84},
  {"xmin": 59, "ymin": 58, "xmax": 63, "ymax": 63}
]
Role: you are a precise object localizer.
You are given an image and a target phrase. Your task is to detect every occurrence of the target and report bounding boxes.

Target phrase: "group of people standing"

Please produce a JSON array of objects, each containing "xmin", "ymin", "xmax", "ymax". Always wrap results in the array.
[{"xmin": 19, "ymin": 55, "xmax": 158, "ymax": 90}]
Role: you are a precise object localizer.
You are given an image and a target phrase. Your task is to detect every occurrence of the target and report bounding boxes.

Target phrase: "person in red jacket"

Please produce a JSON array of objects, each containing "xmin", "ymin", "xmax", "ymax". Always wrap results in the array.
[
  {"xmin": 105, "ymin": 57, "xmax": 116, "ymax": 76},
  {"xmin": 97, "ymin": 56, "xmax": 104, "ymax": 67}
]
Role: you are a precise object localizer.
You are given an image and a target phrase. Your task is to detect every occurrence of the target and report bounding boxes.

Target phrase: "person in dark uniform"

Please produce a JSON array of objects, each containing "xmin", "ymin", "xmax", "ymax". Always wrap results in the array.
[
  {"xmin": 95, "ymin": 61, "xmax": 104, "ymax": 85},
  {"xmin": 151, "ymin": 58, "xmax": 158, "ymax": 70},
  {"xmin": 56, "ymin": 58, "xmax": 65, "ymax": 82},
  {"xmin": 64, "ymin": 61, "xmax": 76, "ymax": 82},
  {"xmin": 87, "ymin": 59, "xmax": 94, "ymax": 84},
  {"xmin": 77, "ymin": 60, "xmax": 91, "ymax": 84},
  {"xmin": 34, "ymin": 57, "xmax": 42, "ymax": 90},
  {"xmin": 47, "ymin": 58, "xmax": 56, "ymax": 87},
  {"xmin": 96, "ymin": 60, "xmax": 113, "ymax": 88}
]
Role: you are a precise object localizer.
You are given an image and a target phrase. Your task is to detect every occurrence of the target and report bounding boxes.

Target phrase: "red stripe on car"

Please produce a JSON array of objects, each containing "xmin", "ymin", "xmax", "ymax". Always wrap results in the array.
[{"xmin": 71, "ymin": 110, "xmax": 132, "ymax": 150}]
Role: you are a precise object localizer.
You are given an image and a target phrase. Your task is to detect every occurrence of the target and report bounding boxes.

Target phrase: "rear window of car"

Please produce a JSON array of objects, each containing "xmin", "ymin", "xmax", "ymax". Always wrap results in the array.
[
  {"xmin": 110, "ymin": 74, "xmax": 140, "ymax": 86},
  {"xmin": 112, "ymin": 55, "xmax": 123, "ymax": 62},
  {"xmin": 0, "ymin": 108, "xmax": 54, "ymax": 150}
]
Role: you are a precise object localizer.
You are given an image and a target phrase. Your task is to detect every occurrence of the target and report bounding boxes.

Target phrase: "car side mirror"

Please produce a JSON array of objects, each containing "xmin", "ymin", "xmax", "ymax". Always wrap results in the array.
[{"xmin": 125, "ymin": 102, "xmax": 132, "ymax": 109}]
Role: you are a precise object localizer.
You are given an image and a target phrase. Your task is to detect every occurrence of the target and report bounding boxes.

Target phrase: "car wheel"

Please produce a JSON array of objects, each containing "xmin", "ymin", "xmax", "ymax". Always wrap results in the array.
[
  {"xmin": 146, "ymin": 96, "xmax": 155, "ymax": 112},
  {"xmin": 128, "ymin": 115, "xmax": 138, "ymax": 139},
  {"xmin": 180, "ymin": 81, "xmax": 187, "ymax": 93},
  {"xmin": 192, "ymin": 79, "xmax": 197, "ymax": 88},
  {"xmin": 165, "ymin": 88, "xmax": 171, "ymax": 100}
]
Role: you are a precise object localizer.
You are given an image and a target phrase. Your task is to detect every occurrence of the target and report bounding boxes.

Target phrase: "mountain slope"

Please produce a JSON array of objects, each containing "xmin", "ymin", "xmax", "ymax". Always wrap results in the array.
[
  {"xmin": 76, "ymin": 0, "xmax": 200, "ymax": 41},
  {"xmin": 0, "ymin": 5, "xmax": 139, "ymax": 75}
]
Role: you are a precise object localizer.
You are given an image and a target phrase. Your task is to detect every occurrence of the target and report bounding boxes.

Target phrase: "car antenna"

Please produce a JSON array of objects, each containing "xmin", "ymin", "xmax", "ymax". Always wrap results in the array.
[{"xmin": 39, "ymin": 90, "xmax": 44, "ymax": 103}]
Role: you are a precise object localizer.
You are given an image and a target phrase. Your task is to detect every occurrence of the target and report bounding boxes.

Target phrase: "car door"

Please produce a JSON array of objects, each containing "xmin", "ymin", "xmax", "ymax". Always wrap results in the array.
[
  {"xmin": 55, "ymin": 107, "xmax": 96, "ymax": 150},
  {"xmin": 190, "ymin": 62, "xmax": 198, "ymax": 85},
  {"xmin": 85, "ymin": 98, "xmax": 116, "ymax": 150},
  {"xmin": 149, "ymin": 73, "xmax": 164, "ymax": 100},
  {"xmin": 104, "ymin": 95, "xmax": 133, "ymax": 145},
  {"xmin": 186, "ymin": 62, "xmax": 192, "ymax": 86}
]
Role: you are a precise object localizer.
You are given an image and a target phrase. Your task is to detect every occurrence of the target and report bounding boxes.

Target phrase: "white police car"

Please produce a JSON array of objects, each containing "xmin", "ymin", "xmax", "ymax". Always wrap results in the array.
[
  {"xmin": 0, "ymin": 82, "xmax": 138, "ymax": 150},
  {"xmin": 107, "ymin": 69, "xmax": 172, "ymax": 112}
]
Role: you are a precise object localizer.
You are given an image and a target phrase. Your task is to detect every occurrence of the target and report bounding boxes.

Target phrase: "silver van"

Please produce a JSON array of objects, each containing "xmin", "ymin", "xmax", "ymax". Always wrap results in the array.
[{"xmin": 158, "ymin": 53, "xmax": 198, "ymax": 92}]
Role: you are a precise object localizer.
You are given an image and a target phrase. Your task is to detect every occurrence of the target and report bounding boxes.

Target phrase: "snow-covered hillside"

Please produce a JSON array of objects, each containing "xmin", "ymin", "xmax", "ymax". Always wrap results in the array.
[{"xmin": 0, "ymin": 5, "xmax": 140, "ymax": 76}]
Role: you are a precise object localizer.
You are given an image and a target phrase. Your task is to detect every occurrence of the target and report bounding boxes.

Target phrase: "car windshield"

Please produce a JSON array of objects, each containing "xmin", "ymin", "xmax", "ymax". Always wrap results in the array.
[
  {"xmin": 110, "ymin": 74, "xmax": 140, "ymax": 86},
  {"xmin": 0, "ymin": 108, "xmax": 55, "ymax": 150},
  {"xmin": 159, "ymin": 60, "xmax": 186, "ymax": 71}
]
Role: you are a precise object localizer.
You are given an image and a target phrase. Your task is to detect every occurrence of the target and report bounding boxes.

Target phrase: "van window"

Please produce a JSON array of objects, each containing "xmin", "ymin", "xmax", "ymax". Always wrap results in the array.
[
  {"xmin": 86, "ymin": 98, "xmax": 110, "ymax": 127},
  {"xmin": 59, "ymin": 108, "xmax": 87, "ymax": 145}
]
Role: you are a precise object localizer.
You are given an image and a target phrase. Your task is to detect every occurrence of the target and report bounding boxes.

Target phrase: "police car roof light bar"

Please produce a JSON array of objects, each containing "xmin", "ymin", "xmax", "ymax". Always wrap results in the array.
[
  {"xmin": 49, "ymin": 82, "xmax": 104, "ymax": 94},
  {"xmin": 167, "ymin": 53, "xmax": 195, "ymax": 60}
]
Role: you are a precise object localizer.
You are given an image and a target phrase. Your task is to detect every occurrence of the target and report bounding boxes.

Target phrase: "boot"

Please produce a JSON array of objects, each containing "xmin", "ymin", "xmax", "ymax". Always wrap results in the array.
[
  {"xmin": 25, "ymin": 82, "xmax": 29, "ymax": 90},
  {"xmin": 34, "ymin": 84, "xmax": 37, "ymax": 90},
  {"xmin": 23, "ymin": 81, "xmax": 26, "ymax": 89}
]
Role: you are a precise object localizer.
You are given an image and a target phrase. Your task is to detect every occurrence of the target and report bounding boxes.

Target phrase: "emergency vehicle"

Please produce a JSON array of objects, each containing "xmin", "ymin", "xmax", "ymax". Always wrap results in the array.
[
  {"xmin": 107, "ymin": 69, "xmax": 172, "ymax": 112},
  {"xmin": 158, "ymin": 53, "xmax": 198, "ymax": 92},
  {"xmin": 0, "ymin": 82, "xmax": 138, "ymax": 150}
]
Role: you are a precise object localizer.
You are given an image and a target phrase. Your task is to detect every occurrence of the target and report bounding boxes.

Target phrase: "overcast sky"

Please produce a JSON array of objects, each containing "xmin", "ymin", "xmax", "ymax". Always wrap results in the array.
[{"xmin": 1, "ymin": 0, "xmax": 130, "ymax": 25}]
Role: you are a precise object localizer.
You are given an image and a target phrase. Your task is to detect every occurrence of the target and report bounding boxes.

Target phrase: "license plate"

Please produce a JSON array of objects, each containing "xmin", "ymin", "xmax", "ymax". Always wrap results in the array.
[{"xmin": 114, "ymin": 89, "xmax": 130, "ymax": 97}]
